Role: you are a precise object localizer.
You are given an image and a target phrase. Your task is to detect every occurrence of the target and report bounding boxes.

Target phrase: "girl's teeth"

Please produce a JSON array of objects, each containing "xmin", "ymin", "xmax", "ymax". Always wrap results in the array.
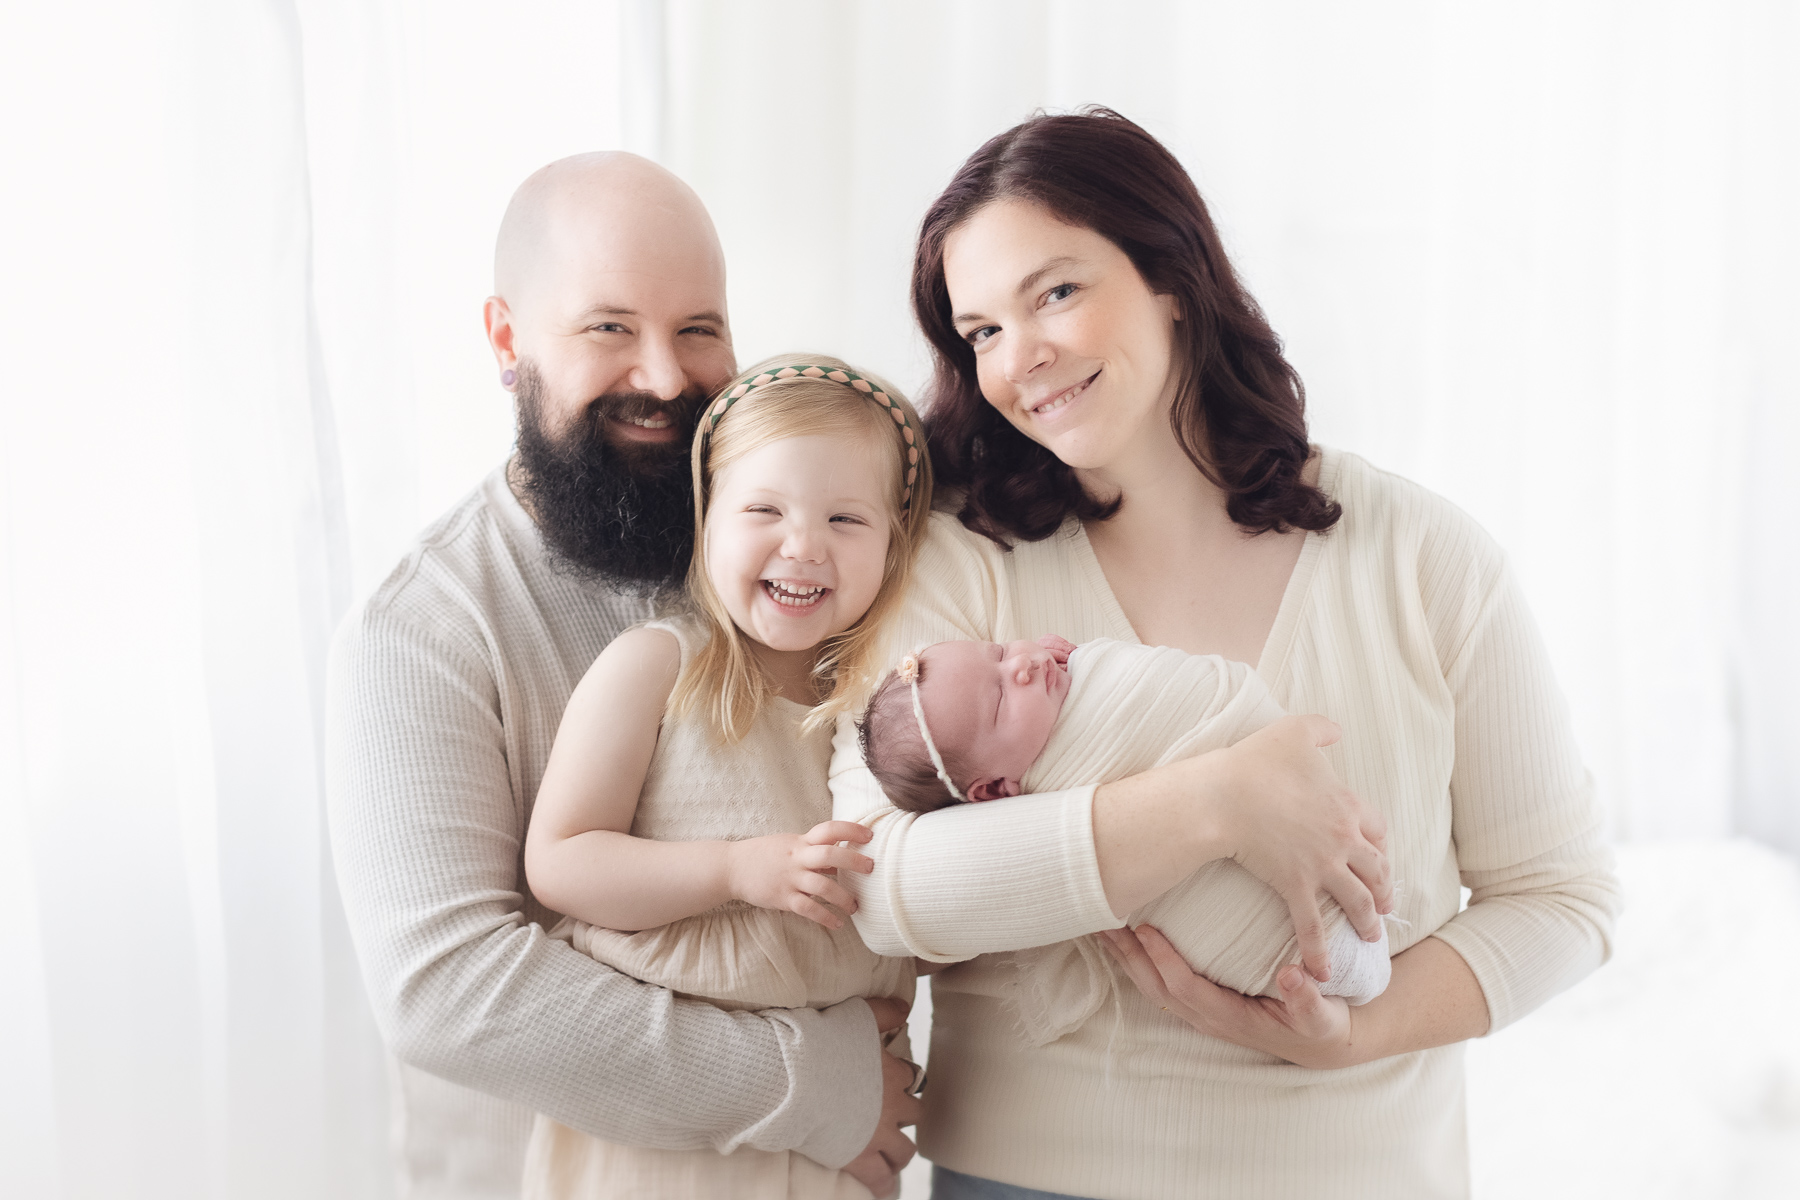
[{"xmin": 765, "ymin": 581, "xmax": 827, "ymax": 607}]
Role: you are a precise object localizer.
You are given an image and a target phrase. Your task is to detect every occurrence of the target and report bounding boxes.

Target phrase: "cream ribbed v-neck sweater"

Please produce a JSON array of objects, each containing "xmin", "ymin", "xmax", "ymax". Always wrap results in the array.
[{"xmin": 830, "ymin": 448, "xmax": 1621, "ymax": 1200}]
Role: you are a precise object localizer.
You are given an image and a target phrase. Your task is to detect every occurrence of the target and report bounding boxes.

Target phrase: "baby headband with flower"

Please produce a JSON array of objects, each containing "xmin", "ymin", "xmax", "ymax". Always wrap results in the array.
[
  {"xmin": 897, "ymin": 653, "xmax": 965, "ymax": 803},
  {"xmin": 701, "ymin": 365, "xmax": 922, "ymax": 511}
]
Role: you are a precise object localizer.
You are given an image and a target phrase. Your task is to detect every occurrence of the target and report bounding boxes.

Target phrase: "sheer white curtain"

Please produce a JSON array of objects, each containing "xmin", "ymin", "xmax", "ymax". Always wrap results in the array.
[
  {"xmin": 3, "ymin": 3, "xmax": 1796, "ymax": 1198},
  {"xmin": 1, "ymin": 1, "xmax": 630, "ymax": 1196}
]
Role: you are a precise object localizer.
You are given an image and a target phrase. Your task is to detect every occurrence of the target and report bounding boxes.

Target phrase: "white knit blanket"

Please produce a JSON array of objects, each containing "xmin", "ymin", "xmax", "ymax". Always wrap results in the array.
[{"xmin": 1003, "ymin": 640, "xmax": 1392, "ymax": 1046}]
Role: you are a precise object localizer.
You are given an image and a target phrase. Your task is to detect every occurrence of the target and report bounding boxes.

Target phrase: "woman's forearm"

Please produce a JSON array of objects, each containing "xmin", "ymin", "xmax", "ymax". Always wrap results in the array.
[
  {"xmin": 1349, "ymin": 936, "xmax": 1490, "ymax": 1062},
  {"xmin": 1092, "ymin": 759, "xmax": 1231, "ymax": 917}
]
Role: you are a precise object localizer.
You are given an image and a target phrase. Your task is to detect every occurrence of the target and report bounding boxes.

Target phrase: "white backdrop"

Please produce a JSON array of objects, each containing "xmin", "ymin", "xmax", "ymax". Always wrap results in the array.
[{"xmin": 2, "ymin": 2, "xmax": 1796, "ymax": 1197}]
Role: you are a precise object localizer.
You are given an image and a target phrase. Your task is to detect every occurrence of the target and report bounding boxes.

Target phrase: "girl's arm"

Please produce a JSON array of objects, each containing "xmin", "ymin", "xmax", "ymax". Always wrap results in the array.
[{"xmin": 525, "ymin": 627, "xmax": 874, "ymax": 932}]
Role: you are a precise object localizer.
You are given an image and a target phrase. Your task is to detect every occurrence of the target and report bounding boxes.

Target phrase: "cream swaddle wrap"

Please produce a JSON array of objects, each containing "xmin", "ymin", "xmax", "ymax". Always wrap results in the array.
[
  {"xmin": 524, "ymin": 616, "xmax": 911, "ymax": 1200},
  {"xmin": 1003, "ymin": 639, "xmax": 1391, "ymax": 1047}
]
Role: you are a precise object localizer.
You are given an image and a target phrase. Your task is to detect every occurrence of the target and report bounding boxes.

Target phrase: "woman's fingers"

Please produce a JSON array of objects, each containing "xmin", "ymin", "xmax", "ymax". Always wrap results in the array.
[
  {"xmin": 1133, "ymin": 925, "xmax": 1227, "ymax": 1011},
  {"xmin": 1346, "ymin": 835, "xmax": 1393, "ymax": 917},
  {"xmin": 1277, "ymin": 889, "xmax": 1336, "ymax": 982},
  {"xmin": 1324, "ymin": 863, "xmax": 1384, "ymax": 943},
  {"xmin": 1099, "ymin": 928, "xmax": 1174, "ymax": 1007},
  {"xmin": 1291, "ymin": 712, "xmax": 1343, "ymax": 750},
  {"xmin": 1275, "ymin": 965, "xmax": 1330, "ymax": 1032}
]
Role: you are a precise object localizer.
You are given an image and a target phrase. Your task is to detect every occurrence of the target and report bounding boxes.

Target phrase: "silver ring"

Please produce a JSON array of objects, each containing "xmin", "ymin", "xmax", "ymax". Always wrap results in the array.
[{"xmin": 904, "ymin": 1059, "xmax": 927, "ymax": 1097}]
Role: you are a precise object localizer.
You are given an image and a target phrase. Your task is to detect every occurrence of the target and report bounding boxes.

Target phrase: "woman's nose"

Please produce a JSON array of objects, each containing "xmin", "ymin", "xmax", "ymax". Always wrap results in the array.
[{"xmin": 1000, "ymin": 323, "xmax": 1052, "ymax": 384}]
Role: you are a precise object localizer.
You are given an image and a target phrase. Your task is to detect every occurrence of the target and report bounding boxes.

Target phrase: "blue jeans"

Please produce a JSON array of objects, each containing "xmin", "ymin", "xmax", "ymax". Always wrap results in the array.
[{"xmin": 930, "ymin": 1165, "xmax": 1100, "ymax": 1200}]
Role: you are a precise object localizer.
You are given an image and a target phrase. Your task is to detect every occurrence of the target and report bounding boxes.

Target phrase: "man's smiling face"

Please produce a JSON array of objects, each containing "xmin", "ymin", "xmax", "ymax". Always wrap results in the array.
[{"xmin": 486, "ymin": 153, "xmax": 738, "ymax": 587}]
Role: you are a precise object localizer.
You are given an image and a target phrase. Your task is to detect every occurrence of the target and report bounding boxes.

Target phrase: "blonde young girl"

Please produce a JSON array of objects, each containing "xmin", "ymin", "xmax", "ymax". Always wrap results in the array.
[{"xmin": 519, "ymin": 354, "xmax": 933, "ymax": 1200}]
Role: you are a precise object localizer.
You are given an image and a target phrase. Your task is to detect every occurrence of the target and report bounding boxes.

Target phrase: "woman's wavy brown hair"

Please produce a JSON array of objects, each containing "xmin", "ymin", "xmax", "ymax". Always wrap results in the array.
[{"xmin": 912, "ymin": 107, "xmax": 1340, "ymax": 543}]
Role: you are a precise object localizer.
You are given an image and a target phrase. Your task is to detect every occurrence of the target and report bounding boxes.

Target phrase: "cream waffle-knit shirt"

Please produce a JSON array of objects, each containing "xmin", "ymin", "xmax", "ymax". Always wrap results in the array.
[
  {"xmin": 327, "ymin": 464, "xmax": 882, "ymax": 1199},
  {"xmin": 830, "ymin": 447, "xmax": 1621, "ymax": 1200}
]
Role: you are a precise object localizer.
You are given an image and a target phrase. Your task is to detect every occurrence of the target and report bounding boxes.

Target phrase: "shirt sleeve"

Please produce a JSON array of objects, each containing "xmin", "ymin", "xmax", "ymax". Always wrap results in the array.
[
  {"xmin": 1420, "ymin": 526, "xmax": 1624, "ymax": 1033},
  {"xmin": 325, "ymin": 608, "xmax": 880, "ymax": 1169},
  {"xmin": 832, "ymin": 514, "xmax": 1119, "ymax": 961}
]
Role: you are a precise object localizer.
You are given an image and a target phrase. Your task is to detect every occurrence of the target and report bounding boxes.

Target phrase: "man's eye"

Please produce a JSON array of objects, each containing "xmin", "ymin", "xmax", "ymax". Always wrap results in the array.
[
  {"xmin": 680, "ymin": 326, "xmax": 717, "ymax": 337},
  {"xmin": 1044, "ymin": 283, "xmax": 1077, "ymax": 304},
  {"xmin": 964, "ymin": 324, "xmax": 1000, "ymax": 346},
  {"xmin": 589, "ymin": 323, "xmax": 628, "ymax": 334}
]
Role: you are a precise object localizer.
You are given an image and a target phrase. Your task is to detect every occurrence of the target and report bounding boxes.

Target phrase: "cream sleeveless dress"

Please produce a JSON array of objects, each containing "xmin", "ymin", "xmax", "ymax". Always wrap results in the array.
[{"xmin": 521, "ymin": 616, "xmax": 913, "ymax": 1200}]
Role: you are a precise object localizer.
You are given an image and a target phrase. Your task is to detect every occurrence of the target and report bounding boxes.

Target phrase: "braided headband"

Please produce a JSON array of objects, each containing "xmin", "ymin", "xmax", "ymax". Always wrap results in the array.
[
  {"xmin": 896, "ymin": 654, "xmax": 965, "ymax": 803},
  {"xmin": 702, "ymin": 365, "xmax": 922, "ymax": 511}
]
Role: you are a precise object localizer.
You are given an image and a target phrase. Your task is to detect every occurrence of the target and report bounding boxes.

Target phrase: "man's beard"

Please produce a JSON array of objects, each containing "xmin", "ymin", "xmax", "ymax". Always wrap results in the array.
[{"xmin": 511, "ymin": 361, "xmax": 702, "ymax": 593}]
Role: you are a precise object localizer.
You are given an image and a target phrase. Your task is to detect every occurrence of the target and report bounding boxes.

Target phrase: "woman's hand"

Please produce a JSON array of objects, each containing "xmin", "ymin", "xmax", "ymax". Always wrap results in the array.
[
  {"xmin": 726, "ymin": 821, "xmax": 874, "ymax": 929},
  {"xmin": 1208, "ymin": 714, "xmax": 1392, "ymax": 980},
  {"xmin": 1100, "ymin": 925, "xmax": 1361, "ymax": 1070},
  {"xmin": 1092, "ymin": 714, "xmax": 1390, "ymax": 980}
]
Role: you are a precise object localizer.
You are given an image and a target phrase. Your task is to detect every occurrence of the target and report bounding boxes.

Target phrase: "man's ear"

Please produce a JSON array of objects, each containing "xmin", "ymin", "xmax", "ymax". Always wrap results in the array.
[
  {"xmin": 484, "ymin": 296, "xmax": 518, "ymax": 375},
  {"xmin": 966, "ymin": 776, "xmax": 1022, "ymax": 803}
]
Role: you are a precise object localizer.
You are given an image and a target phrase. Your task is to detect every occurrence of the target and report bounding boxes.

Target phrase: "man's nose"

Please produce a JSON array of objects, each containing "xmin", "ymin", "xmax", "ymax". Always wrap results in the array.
[{"xmin": 628, "ymin": 335, "xmax": 688, "ymax": 401}]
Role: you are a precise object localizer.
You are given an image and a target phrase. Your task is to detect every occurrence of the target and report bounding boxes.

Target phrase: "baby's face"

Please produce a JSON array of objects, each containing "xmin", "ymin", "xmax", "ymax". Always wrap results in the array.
[{"xmin": 918, "ymin": 636, "xmax": 1075, "ymax": 801}]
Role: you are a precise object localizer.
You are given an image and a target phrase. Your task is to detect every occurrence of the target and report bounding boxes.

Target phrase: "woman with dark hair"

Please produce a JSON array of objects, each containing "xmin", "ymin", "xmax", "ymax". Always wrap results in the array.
[{"xmin": 831, "ymin": 108, "xmax": 1619, "ymax": 1199}]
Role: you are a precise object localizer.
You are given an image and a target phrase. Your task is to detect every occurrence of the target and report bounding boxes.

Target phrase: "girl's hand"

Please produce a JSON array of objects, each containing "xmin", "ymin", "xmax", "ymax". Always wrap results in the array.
[
  {"xmin": 1100, "ymin": 925, "xmax": 1359, "ymax": 1070},
  {"xmin": 726, "ymin": 821, "xmax": 875, "ymax": 929}
]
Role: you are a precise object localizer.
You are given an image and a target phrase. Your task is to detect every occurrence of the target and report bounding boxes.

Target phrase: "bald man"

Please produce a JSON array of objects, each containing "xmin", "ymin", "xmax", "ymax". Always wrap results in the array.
[{"xmin": 327, "ymin": 154, "xmax": 918, "ymax": 1200}]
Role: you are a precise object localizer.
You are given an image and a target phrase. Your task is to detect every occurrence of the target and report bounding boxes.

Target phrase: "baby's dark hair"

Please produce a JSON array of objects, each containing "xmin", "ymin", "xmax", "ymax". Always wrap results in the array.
[{"xmin": 857, "ymin": 658, "xmax": 963, "ymax": 814}]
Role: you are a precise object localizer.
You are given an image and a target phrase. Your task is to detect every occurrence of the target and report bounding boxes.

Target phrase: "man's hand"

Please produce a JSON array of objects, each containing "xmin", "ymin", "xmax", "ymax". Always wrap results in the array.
[
  {"xmin": 841, "ymin": 997, "xmax": 922, "ymax": 1199},
  {"xmin": 726, "ymin": 821, "xmax": 874, "ymax": 929}
]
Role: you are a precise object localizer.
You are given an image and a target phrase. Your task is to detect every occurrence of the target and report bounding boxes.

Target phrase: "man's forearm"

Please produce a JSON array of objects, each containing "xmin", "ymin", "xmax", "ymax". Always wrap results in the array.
[{"xmin": 371, "ymin": 915, "xmax": 884, "ymax": 1167}]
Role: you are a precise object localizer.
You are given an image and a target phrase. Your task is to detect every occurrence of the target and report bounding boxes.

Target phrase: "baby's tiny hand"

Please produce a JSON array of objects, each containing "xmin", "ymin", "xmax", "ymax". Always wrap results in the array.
[
  {"xmin": 726, "ymin": 821, "xmax": 875, "ymax": 930},
  {"xmin": 1036, "ymin": 634, "xmax": 1076, "ymax": 664}
]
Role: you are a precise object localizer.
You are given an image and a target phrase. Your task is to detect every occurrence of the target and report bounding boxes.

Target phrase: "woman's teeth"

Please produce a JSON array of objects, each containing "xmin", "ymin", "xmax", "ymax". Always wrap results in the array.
[
  {"xmin": 1032, "ymin": 374, "xmax": 1095, "ymax": 416},
  {"xmin": 625, "ymin": 415, "xmax": 671, "ymax": 428},
  {"xmin": 763, "ymin": 580, "xmax": 828, "ymax": 607}
]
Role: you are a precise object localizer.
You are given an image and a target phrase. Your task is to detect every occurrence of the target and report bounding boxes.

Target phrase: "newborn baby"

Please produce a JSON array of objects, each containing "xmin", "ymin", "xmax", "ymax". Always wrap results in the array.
[{"xmin": 858, "ymin": 635, "xmax": 1392, "ymax": 1045}]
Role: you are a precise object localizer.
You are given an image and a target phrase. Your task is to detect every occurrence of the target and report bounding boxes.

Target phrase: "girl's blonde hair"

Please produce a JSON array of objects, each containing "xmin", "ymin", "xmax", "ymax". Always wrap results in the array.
[{"xmin": 670, "ymin": 353, "xmax": 935, "ymax": 742}]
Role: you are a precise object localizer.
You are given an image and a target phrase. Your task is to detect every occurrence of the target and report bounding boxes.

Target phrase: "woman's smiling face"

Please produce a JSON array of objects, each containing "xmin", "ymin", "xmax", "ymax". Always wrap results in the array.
[{"xmin": 942, "ymin": 199, "xmax": 1181, "ymax": 476}]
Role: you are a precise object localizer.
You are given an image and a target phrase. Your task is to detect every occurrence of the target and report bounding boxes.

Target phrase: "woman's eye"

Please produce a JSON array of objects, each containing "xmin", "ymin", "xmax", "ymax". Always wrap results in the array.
[
  {"xmin": 964, "ymin": 324, "xmax": 1000, "ymax": 346},
  {"xmin": 1044, "ymin": 283, "xmax": 1077, "ymax": 304}
]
